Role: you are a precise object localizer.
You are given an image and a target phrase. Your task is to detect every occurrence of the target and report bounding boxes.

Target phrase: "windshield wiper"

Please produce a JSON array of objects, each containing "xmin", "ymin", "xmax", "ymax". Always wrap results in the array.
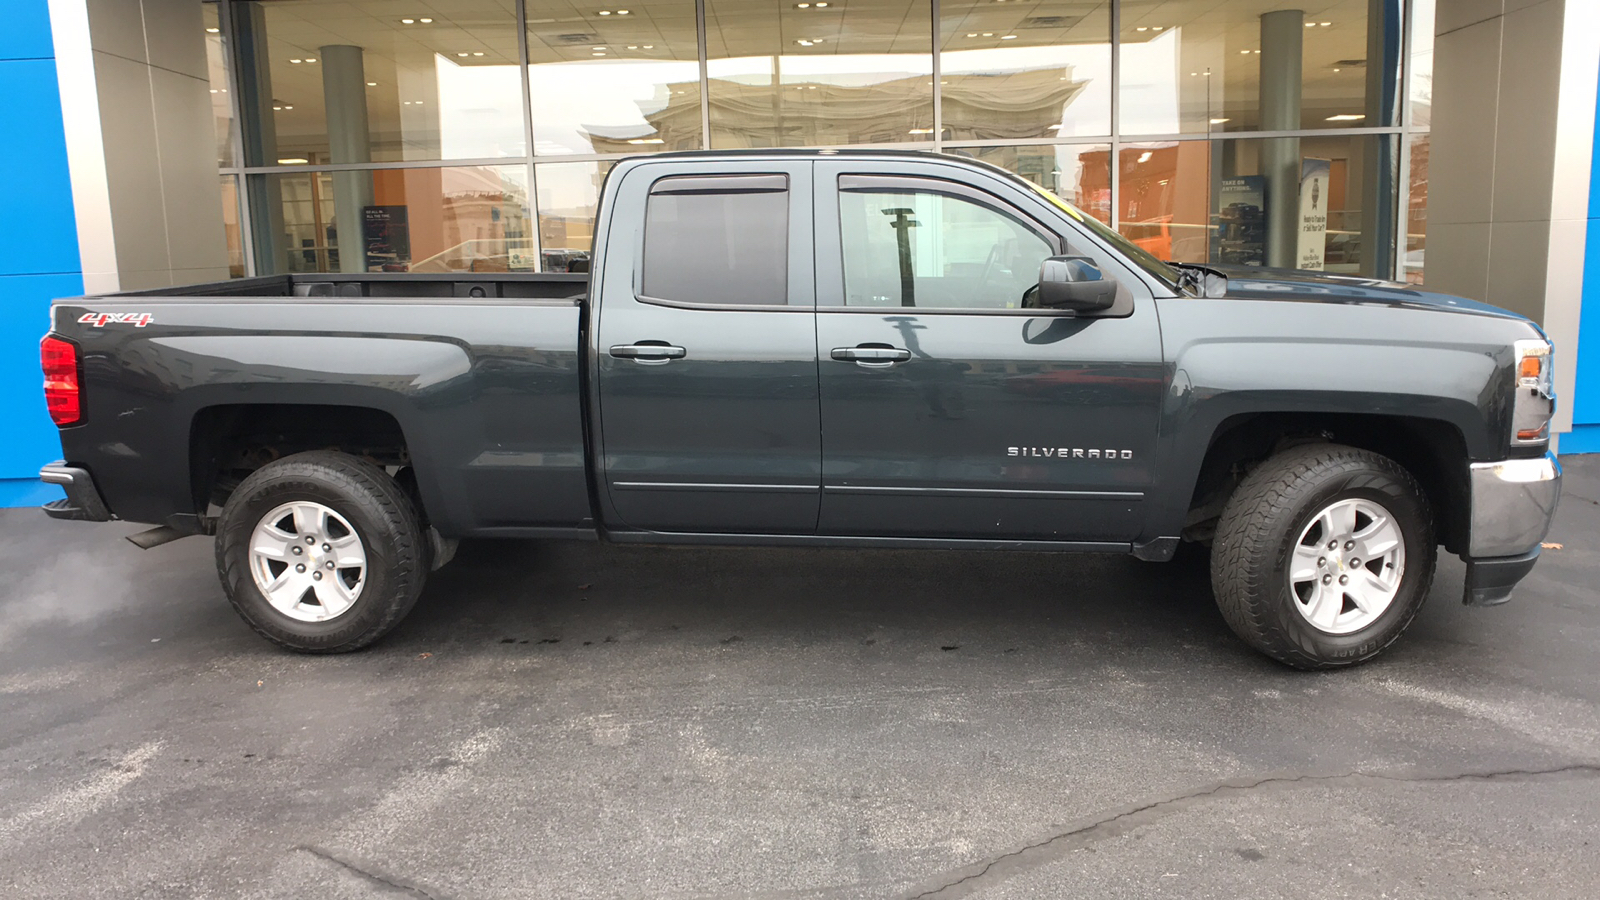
[{"xmin": 1165, "ymin": 261, "xmax": 1228, "ymax": 298}]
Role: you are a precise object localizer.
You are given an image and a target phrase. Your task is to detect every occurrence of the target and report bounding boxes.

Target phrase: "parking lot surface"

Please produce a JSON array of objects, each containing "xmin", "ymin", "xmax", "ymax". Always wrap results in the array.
[{"xmin": 3, "ymin": 458, "xmax": 1599, "ymax": 899}]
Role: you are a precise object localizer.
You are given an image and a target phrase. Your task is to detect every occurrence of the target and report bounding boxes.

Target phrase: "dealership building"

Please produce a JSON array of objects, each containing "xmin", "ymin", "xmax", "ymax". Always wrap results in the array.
[{"xmin": 1, "ymin": 0, "xmax": 1597, "ymax": 505}]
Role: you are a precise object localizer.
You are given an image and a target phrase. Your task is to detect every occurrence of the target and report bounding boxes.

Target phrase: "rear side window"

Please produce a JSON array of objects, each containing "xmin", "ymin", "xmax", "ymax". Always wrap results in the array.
[{"xmin": 642, "ymin": 175, "xmax": 788, "ymax": 306}]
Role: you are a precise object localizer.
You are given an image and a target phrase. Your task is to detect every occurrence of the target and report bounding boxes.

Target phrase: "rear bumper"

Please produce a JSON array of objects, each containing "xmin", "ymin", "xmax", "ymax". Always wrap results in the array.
[
  {"xmin": 1462, "ymin": 453, "xmax": 1561, "ymax": 606},
  {"xmin": 39, "ymin": 462, "xmax": 114, "ymax": 522}
]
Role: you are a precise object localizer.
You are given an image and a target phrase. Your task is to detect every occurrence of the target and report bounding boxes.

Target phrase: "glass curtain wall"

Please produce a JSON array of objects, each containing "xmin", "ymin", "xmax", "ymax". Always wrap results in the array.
[{"xmin": 217, "ymin": 0, "xmax": 1424, "ymax": 280}]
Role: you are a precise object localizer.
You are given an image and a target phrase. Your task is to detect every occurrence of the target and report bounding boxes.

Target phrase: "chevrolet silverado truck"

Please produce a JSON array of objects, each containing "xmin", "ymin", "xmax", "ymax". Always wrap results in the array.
[{"xmin": 37, "ymin": 150, "xmax": 1562, "ymax": 668}]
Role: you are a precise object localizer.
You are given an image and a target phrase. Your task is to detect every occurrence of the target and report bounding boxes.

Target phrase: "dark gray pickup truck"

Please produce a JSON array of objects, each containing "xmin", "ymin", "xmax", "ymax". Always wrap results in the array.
[{"xmin": 38, "ymin": 150, "xmax": 1562, "ymax": 668}]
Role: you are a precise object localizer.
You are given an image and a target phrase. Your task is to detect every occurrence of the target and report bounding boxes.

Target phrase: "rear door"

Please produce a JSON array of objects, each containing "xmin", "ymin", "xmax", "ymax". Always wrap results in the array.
[
  {"xmin": 593, "ymin": 159, "xmax": 820, "ymax": 534},
  {"xmin": 813, "ymin": 159, "xmax": 1166, "ymax": 541}
]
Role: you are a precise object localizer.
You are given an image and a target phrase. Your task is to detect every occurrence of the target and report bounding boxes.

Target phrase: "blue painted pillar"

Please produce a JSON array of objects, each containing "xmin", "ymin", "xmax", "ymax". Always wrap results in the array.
[
  {"xmin": 0, "ymin": 1, "xmax": 81, "ymax": 506},
  {"xmin": 1564, "ymin": 55, "xmax": 1600, "ymax": 454}
]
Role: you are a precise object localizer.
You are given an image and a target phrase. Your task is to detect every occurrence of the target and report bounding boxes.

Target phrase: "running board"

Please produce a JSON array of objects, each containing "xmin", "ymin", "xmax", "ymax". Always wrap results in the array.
[{"xmin": 126, "ymin": 526, "xmax": 187, "ymax": 549}]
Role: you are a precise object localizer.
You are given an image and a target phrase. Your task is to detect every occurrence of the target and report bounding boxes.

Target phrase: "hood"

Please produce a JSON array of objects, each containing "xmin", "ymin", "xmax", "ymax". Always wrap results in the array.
[{"xmin": 1206, "ymin": 264, "xmax": 1525, "ymax": 321}]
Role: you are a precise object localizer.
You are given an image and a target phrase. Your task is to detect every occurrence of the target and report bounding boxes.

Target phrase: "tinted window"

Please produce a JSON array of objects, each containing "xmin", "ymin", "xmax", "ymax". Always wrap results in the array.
[
  {"xmin": 643, "ymin": 181, "xmax": 788, "ymax": 306},
  {"xmin": 838, "ymin": 190, "xmax": 1053, "ymax": 310}
]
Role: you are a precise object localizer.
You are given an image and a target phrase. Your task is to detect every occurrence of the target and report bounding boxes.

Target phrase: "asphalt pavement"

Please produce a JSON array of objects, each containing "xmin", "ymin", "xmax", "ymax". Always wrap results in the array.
[{"xmin": 3, "ymin": 458, "xmax": 1599, "ymax": 899}]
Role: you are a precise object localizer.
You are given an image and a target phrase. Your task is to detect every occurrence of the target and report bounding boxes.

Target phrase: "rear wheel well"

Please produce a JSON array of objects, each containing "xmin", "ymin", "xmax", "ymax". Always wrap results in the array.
[
  {"xmin": 1184, "ymin": 413, "xmax": 1470, "ymax": 555},
  {"xmin": 190, "ymin": 404, "xmax": 417, "ymax": 523}
]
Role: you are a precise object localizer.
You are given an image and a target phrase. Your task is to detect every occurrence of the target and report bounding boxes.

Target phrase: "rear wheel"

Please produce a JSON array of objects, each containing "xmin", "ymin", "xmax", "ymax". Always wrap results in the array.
[
  {"xmin": 1210, "ymin": 443, "xmax": 1435, "ymax": 669},
  {"xmin": 216, "ymin": 451, "xmax": 426, "ymax": 652}
]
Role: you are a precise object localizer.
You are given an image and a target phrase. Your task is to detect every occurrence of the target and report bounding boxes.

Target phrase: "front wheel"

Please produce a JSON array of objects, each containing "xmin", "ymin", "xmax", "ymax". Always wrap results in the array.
[
  {"xmin": 1210, "ymin": 443, "xmax": 1436, "ymax": 669},
  {"xmin": 215, "ymin": 451, "xmax": 427, "ymax": 653}
]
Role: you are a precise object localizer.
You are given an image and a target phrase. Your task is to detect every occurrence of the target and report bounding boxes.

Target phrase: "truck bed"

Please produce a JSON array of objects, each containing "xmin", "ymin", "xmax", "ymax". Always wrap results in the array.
[{"xmin": 51, "ymin": 273, "xmax": 593, "ymax": 537}]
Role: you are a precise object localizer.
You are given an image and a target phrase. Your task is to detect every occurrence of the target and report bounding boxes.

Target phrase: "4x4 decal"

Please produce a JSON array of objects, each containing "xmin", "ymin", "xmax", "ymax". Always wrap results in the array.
[{"xmin": 78, "ymin": 312, "xmax": 153, "ymax": 328}]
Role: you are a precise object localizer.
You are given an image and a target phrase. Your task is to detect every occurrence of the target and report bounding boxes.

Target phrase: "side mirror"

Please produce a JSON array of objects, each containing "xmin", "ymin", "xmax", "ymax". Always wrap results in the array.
[{"xmin": 1036, "ymin": 256, "xmax": 1118, "ymax": 312}]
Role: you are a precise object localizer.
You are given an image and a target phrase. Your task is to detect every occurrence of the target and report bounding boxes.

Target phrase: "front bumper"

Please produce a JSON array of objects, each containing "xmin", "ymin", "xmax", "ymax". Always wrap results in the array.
[
  {"xmin": 1463, "ymin": 453, "xmax": 1561, "ymax": 605},
  {"xmin": 39, "ymin": 462, "xmax": 114, "ymax": 522}
]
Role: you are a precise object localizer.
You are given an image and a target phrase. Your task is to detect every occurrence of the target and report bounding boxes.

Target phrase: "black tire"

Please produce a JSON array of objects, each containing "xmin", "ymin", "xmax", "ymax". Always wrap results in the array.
[
  {"xmin": 1210, "ymin": 443, "xmax": 1435, "ymax": 669},
  {"xmin": 215, "ymin": 451, "xmax": 426, "ymax": 653}
]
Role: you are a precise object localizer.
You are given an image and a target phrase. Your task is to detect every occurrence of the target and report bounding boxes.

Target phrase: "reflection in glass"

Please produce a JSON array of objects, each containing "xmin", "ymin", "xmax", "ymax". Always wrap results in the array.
[
  {"xmin": 205, "ymin": 2, "xmax": 234, "ymax": 167},
  {"xmin": 526, "ymin": 1, "xmax": 702, "ymax": 154},
  {"xmin": 939, "ymin": 1, "xmax": 1110, "ymax": 140},
  {"xmin": 234, "ymin": 0, "xmax": 525, "ymax": 164},
  {"xmin": 535, "ymin": 161, "xmax": 616, "ymax": 269},
  {"xmin": 1118, "ymin": 141, "xmax": 1211, "ymax": 263},
  {"xmin": 704, "ymin": 0, "xmax": 934, "ymax": 147},
  {"xmin": 252, "ymin": 166, "xmax": 532, "ymax": 274},
  {"xmin": 1117, "ymin": 136, "xmax": 1396, "ymax": 276},
  {"xmin": 1118, "ymin": 0, "xmax": 1398, "ymax": 135},
  {"xmin": 949, "ymin": 145, "xmax": 1112, "ymax": 224},
  {"xmin": 220, "ymin": 175, "xmax": 245, "ymax": 277},
  {"xmin": 1409, "ymin": 0, "xmax": 1434, "ymax": 129},
  {"xmin": 1405, "ymin": 133, "xmax": 1428, "ymax": 284}
]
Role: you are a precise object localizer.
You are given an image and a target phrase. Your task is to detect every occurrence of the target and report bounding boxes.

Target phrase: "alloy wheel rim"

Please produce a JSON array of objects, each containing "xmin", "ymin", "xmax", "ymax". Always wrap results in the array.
[
  {"xmin": 1287, "ymin": 497, "xmax": 1406, "ymax": 635},
  {"xmin": 248, "ymin": 501, "xmax": 367, "ymax": 622}
]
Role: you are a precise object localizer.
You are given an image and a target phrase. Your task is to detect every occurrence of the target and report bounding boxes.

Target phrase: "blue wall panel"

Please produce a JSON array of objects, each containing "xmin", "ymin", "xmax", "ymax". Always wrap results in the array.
[
  {"xmin": 0, "ymin": 0, "xmax": 80, "ymax": 506},
  {"xmin": 1568, "ymin": 56, "xmax": 1600, "ymax": 447}
]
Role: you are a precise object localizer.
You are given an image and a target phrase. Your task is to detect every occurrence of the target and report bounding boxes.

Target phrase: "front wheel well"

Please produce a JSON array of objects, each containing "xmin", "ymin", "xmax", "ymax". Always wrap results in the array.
[
  {"xmin": 190, "ymin": 404, "xmax": 418, "ymax": 523},
  {"xmin": 1184, "ymin": 413, "xmax": 1471, "ymax": 555}
]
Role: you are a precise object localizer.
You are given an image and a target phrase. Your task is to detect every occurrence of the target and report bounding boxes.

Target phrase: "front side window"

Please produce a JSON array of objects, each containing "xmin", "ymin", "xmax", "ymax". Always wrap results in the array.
[
  {"xmin": 838, "ymin": 190, "xmax": 1053, "ymax": 310},
  {"xmin": 643, "ymin": 178, "xmax": 788, "ymax": 306}
]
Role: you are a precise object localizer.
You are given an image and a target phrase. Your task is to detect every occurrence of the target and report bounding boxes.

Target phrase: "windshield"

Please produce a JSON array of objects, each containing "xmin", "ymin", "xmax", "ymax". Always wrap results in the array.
[{"xmin": 1028, "ymin": 183, "xmax": 1182, "ymax": 288}]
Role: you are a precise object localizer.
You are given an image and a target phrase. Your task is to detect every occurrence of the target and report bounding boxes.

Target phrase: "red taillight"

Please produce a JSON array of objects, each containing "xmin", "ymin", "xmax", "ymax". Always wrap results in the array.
[{"xmin": 41, "ymin": 335, "xmax": 82, "ymax": 427}]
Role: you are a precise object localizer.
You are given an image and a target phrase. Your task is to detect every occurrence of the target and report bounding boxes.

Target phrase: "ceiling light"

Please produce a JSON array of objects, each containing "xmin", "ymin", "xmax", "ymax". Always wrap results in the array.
[
  {"xmin": 401, "ymin": 18, "xmax": 415, "ymax": 24},
  {"xmin": 284, "ymin": 105, "xmax": 293, "ymax": 109},
  {"xmin": 1253, "ymin": 49, "xmax": 1260, "ymax": 53},
  {"xmin": 627, "ymin": 138, "xmax": 665, "ymax": 144},
  {"xmin": 272, "ymin": 105, "xmax": 282, "ymax": 110},
  {"xmin": 815, "ymin": 2, "xmax": 828, "ymax": 6},
  {"xmin": 592, "ymin": 51, "xmax": 605, "ymax": 56},
  {"xmin": 210, "ymin": 88, "xmax": 218, "ymax": 93},
  {"xmin": 1210, "ymin": 117, "xmax": 1229, "ymax": 124},
  {"xmin": 1001, "ymin": 35, "xmax": 1017, "ymax": 40},
  {"xmin": 473, "ymin": 54, "xmax": 485, "ymax": 59},
  {"xmin": 1305, "ymin": 22, "xmax": 1315, "ymax": 27},
  {"xmin": 367, "ymin": 81, "xmax": 378, "ymax": 86},
  {"xmin": 643, "ymin": 44, "xmax": 654, "ymax": 49},
  {"xmin": 797, "ymin": 39, "xmax": 813, "ymax": 45},
  {"xmin": 966, "ymin": 33, "xmax": 977, "ymax": 37},
  {"xmin": 908, "ymin": 128, "xmax": 934, "ymax": 134},
  {"xmin": 982, "ymin": 32, "xmax": 993, "ymax": 37},
  {"xmin": 1327, "ymin": 113, "xmax": 1365, "ymax": 121},
  {"xmin": 1332, "ymin": 68, "xmax": 1340, "ymax": 73},
  {"xmin": 206, "ymin": 27, "xmax": 219, "ymax": 34},
  {"xmin": 1321, "ymin": 22, "xmax": 1331, "ymax": 26},
  {"xmin": 458, "ymin": 52, "xmax": 469, "ymax": 56},
  {"xmin": 593, "ymin": 46, "xmax": 605, "ymax": 50},
  {"xmin": 419, "ymin": 17, "xmax": 432, "ymax": 23},
  {"xmin": 289, "ymin": 58, "xmax": 302, "ymax": 63},
  {"xmin": 1137, "ymin": 151, "xmax": 1152, "ymax": 163},
  {"xmin": 797, "ymin": 2, "xmax": 809, "ymax": 6},
  {"xmin": 617, "ymin": 9, "xmax": 630, "ymax": 14},
  {"xmin": 278, "ymin": 158, "xmax": 308, "ymax": 164},
  {"xmin": 1136, "ymin": 27, "xmax": 1147, "ymax": 32},
  {"xmin": 598, "ymin": 9, "xmax": 611, "ymax": 15},
  {"xmin": 627, "ymin": 45, "xmax": 638, "ymax": 49},
  {"xmin": 1158, "ymin": 179, "xmax": 1169, "ymax": 185},
  {"xmin": 1240, "ymin": 49, "xmax": 1250, "ymax": 54},
  {"xmin": 1153, "ymin": 26, "xmax": 1163, "ymax": 31},
  {"xmin": 807, "ymin": 85, "xmax": 817, "ymax": 89},
  {"xmin": 305, "ymin": 57, "xmax": 316, "ymax": 62}
]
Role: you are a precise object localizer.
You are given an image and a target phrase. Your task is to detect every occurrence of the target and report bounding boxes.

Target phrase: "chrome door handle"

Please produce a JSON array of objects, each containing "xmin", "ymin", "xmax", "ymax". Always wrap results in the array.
[
  {"xmin": 610, "ymin": 342, "xmax": 686, "ymax": 361},
  {"xmin": 831, "ymin": 345, "xmax": 911, "ymax": 366}
]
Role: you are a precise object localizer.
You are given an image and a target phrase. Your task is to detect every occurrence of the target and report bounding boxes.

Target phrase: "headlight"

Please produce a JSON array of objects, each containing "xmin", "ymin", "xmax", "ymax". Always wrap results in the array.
[{"xmin": 1511, "ymin": 339, "xmax": 1554, "ymax": 446}]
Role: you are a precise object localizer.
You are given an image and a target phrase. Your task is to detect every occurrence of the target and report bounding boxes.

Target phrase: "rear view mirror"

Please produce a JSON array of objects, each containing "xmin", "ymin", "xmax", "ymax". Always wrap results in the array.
[{"xmin": 1036, "ymin": 256, "xmax": 1118, "ymax": 312}]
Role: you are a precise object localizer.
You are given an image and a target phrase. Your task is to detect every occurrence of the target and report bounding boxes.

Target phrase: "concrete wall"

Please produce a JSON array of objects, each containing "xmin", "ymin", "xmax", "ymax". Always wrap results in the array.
[
  {"xmin": 1426, "ymin": 0, "xmax": 1598, "ymax": 444},
  {"xmin": 0, "ymin": 1, "xmax": 81, "ymax": 507},
  {"xmin": 56, "ymin": 0, "xmax": 230, "ymax": 293}
]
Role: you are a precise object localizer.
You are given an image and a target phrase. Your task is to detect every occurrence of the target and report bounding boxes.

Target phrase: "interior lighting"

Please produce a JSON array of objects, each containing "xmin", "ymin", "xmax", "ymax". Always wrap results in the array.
[
  {"xmin": 1137, "ymin": 151, "xmax": 1152, "ymax": 163},
  {"xmin": 628, "ymin": 138, "xmax": 665, "ymax": 144},
  {"xmin": 908, "ymin": 128, "xmax": 934, "ymax": 134},
  {"xmin": 1136, "ymin": 27, "xmax": 1147, "ymax": 31},
  {"xmin": 1209, "ymin": 117, "xmax": 1229, "ymax": 124},
  {"xmin": 1326, "ymin": 113, "xmax": 1365, "ymax": 121},
  {"xmin": 206, "ymin": 27, "xmax": 219, "ymax": 34},
  {"xmin": 289, "ymin": 58, "xmax": 302, "ymax": 63},
  {"xmin": 1001, "ymin": 34, "xmax": 1017, "ymax": 40},
  {"xmin": 419, "ymin": 17, "xmax": 432, "ymax": 23},
  {"xmin": 367, "ymin": 81, "xmax": 378, "ymax": 86},
  {"xmin": 278, "ymin": 158, "xmax": 308, "ymax": 164},
  {"xmin": 401, "ymin": 18, "xmax": 415, "ymax": 24}
]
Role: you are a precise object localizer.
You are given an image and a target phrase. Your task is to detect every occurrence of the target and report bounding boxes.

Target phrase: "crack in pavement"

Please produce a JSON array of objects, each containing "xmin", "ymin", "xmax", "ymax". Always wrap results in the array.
[
  {"xmin": 902, "ymin": 762, "xmax": 1600, "ymax": 900},
  {"xmin": 297, "ymin": 845, "xmax": 445, "ymax": 899}
]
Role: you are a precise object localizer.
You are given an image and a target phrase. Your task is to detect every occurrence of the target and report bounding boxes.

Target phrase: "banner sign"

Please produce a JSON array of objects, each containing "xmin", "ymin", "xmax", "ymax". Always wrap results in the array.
[
  {"xmin": 1297, "ymin": 158, "xmax": 1331, "ymax": 271},
  {"xmin": 1213, "ymin": 176, "xmax": 1265, "ymax": 267},
  {"xmin": 363, "ymin": 205, "xmax": 411, "ymax": 273}
]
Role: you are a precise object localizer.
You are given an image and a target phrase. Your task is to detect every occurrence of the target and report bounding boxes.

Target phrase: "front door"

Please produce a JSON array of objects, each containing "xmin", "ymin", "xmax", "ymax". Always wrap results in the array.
[
  {"xmin": 813, "ymin": 160, "xmax": 1166, "ymax": 541},
  {"xmin": 594, "ymin": 159, "xmax": 820, "ymax": 534}
]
